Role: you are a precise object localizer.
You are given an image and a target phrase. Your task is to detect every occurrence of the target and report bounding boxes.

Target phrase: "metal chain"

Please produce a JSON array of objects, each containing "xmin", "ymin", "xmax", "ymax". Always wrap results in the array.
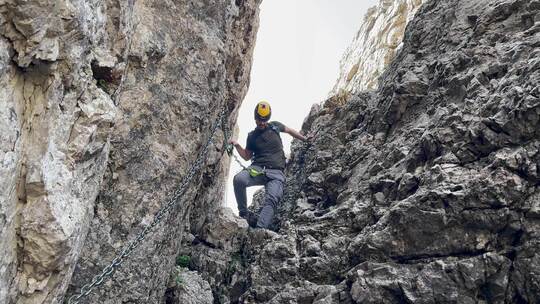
[
  {"xmin": 229, "ymin": 148, "xmax": 248, "ymax": 170},
  {"xmin": 68, "ymin": 102, "xmax": 230, "ymax": 304},
  {"xmin": 221, "ymin": 117, "xmax": 249, "ymax": 171}
]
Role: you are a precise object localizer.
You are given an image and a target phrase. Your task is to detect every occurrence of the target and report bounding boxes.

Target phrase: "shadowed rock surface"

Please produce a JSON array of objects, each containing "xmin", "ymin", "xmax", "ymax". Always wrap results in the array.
[
  {"xmin": 0, "ymin": 0, "xmax": 260, "ymax": 303},
  {"xmin": 2, "ymin": 0, "xmax": 539, "ymax": 303},
  {"xmin": 67, "ymin": 1, "xmax": 261, "ymax": 303},
  {"xmin": 182, "ymin": 0, "xmax": 540, "ymax": 303}
]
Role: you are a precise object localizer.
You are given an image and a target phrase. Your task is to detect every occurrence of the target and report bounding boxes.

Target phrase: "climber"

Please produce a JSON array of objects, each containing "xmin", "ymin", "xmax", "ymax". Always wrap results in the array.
[{"xmin": 228, "ymin": 101, "xmax": 310, "ymax": 229}]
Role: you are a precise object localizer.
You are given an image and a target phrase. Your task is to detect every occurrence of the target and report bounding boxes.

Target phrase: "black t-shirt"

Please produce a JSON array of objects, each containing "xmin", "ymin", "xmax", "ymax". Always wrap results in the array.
[{"xmin": 246, "ymin": 121, "xmax": 286, "ymax": 170}]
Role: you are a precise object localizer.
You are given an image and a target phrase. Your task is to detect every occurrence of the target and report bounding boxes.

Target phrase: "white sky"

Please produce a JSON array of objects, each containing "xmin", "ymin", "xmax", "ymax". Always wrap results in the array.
[{"xmin": 225, "ymin": 0, "xmax": 378, "ymax": 212}]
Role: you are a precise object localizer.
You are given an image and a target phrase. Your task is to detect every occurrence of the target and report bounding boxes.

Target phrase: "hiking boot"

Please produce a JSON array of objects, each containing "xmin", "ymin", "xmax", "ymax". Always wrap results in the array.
[
  {"xmin": 239, "ymin": 210, "xmax": 248, "ymax": 219},
  {"xmin": 239, "ymin": 210, "xmax": 258, "ymax": 228},
  {"xmin": 246, "ymin": 211, "xmax": 258, "ymax": 228}
]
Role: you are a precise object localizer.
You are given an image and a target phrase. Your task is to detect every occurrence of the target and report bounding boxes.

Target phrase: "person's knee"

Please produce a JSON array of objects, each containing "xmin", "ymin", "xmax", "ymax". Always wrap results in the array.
[{"xmin": 233, "ymin": 172, "xmax": 247, "ymax": 188}]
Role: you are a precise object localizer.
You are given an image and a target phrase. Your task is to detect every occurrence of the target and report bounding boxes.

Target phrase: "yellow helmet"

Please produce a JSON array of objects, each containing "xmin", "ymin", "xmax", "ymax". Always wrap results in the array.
[{"xmin": 254, "ymin": 100, "xmax": 271, "ymax": 121}]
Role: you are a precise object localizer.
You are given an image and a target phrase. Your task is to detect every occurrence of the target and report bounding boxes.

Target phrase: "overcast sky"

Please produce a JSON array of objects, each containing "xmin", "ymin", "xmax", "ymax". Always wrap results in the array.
[{"xmin": 225, "ymin": 0, "xmax": 378, "ymax": 212}]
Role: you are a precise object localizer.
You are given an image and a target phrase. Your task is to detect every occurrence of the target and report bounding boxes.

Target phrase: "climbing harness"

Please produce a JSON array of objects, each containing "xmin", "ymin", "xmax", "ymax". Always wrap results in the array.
[
  {"xmin": 249, "ymin": 167, "xmax": 265, "ymax": 177},
  {"xmin": 68, "ymin": 102, "xmax": 232, "ymax": 304}
]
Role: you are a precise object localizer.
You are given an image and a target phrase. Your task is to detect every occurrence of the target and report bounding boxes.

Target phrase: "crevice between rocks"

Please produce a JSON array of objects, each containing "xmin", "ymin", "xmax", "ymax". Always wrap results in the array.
[{"xmin": 392, "ymin": 249, "xmax": 490, "ymax": 264}]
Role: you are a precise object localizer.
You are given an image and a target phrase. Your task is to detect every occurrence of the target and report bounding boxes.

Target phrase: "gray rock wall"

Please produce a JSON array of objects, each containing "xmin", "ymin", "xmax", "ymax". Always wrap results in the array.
[
  {"xmin": 0, "ymin": 0, "xmax": 260, "ymax": 303},
  {"xmin": 184, "ymin": 0, "xmax": 540, "ymax": 303},
  {"xmin": 67, "ymin": 0, "xmax": 261, "ymax": 303},
  {"xmin": 3, "ymin": 0, "xmax": 538, "ymax": 303},
  {"xmin": 1, "ymin": 1, "xmax": 118, "ymax": 303},
  {"xmin": 0, "ymin": 36, "xmax": 21, "ymax": 304}
]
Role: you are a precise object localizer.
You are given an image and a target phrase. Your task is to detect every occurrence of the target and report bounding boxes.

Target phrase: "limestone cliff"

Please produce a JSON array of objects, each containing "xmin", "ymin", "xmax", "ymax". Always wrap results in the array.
[
  {"xmin": 330, "ymin": 0, "xmax": 425, "ymax": 96},
  {"xmin": 1, "ymin": 1, "xmax": 119, "ymax": 303},
  {"xmin": 182, "ymin": 0, "xmax": 540, "ymax": 303},
  {"xmin": 2, "ymin": 0, "xmax": 540, "ymax": 303},
  {"xmin": 0, "ymin": 0, "xmax": 260, "ymax": 303}
]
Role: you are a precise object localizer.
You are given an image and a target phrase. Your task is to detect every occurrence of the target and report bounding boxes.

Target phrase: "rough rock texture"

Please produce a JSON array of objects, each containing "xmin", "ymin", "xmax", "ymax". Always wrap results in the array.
[
  {"xmin": 185, "ymin": 0, "xmax": 540, "ymax": 302},
  {"xmin": 165, "ymin": 268, "xmax": 214, "ymax": 304},
  {"xmin": 67, "ymin": 1, "xmax": 260, "ymax": 303},
  {"xmin": 0, "ymin": 0, "xmax": 260, "ymax": 303},
  {"xmin": 0, "ymin": 1, "xmax": 118, "ymax": 303},
  {"xmin": 0, "ymin": 37, "xmax": 19, "ymax": 303},
  {"xmin": 330, "ymin": 0, "xmax": 425, "ymax": 96},
  {"xmin": 178, "ymin": 208, "xmax": 252, "ymax": 304}
]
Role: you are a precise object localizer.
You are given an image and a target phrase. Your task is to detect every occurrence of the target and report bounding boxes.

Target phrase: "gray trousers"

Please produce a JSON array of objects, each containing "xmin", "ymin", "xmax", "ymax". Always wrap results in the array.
[{"xmin": 233, "ymin": 166, "xmax": 285, "ymax": 229}]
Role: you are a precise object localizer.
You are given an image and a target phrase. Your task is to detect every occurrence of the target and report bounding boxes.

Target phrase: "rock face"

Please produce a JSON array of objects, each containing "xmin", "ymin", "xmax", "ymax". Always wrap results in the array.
[
  {"xmin": 185, "ymin": 0, "xmax": 540, "ymax": 302},
  {"xmin": 0, "ymin": 0, "xmax": 260, "ymax": 303},
  {"xmin": 1, "ymin": 1, "xmax": 118, "ymax": 303},
  {"xmin": 330, "ymin": 0, "xmax": 425, "ymax": 96},
  {"xmin": 165, "ymin": 268, "xmax": 214, "ymax": 304},
  {"xmin": 3, "ymin": 0, "xmax": 539, "ymax": 303},
  {"xmin": 67, "ymin": 1, "xmax": 260, "ymax": 303}
]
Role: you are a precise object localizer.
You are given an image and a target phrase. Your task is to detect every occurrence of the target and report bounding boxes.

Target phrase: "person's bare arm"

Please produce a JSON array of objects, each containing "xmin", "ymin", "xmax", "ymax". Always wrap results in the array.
[
  {"xmin": 228, "ymin": 140, "xmax": 253, "ymax": 161},
  {"xmin": 284, "ymin": 126, "xmax": 309, "ymax": 142}
]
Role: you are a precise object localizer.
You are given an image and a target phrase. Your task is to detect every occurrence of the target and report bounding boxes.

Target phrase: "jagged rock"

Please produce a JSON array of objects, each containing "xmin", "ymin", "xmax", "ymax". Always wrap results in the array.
[
  {"xmin": 3, "ymin": 0, "xmax": 539, "ymax": 303},
  {"xmin": 330, "ymin": 0, "xmax": 426, "ymax": 95},
  {"xmin": 185, "ymin": 0, "xmax": 540, "ymax": 303},
  {"xmin": 165, "ymin": 268, "xmax": 214, "ymax": 304},
  {"xmin": 200, "ymin": 207, "xmax": 248, "ymax": 251},
  {"xmin": 0, "ymin": 37, "xmax": 20, "ymax": 304},
  {"xmin": 0, "ymin": 1, "xmax": 118, "ymax": 302},
  {"xmin": 0, "ymin": 0, "xmax": 260, "ymax": 303},
  {"xmin": 67, "ymin": 1, "xmax": 261, "ymax": 303}
]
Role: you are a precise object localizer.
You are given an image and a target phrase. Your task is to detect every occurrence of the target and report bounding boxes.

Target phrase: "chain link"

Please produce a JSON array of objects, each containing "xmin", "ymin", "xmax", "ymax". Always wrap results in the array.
[
  {"xmin": 68, "ymin": 102, "xmax": 230, "ymax": 304},
  {"xmin": 229, "ymin": 149, "xmax": 248, "ymax": 170},
  {"xmin": 221, "ymin": 115, "xmax": 249, "ymax": 171}
]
